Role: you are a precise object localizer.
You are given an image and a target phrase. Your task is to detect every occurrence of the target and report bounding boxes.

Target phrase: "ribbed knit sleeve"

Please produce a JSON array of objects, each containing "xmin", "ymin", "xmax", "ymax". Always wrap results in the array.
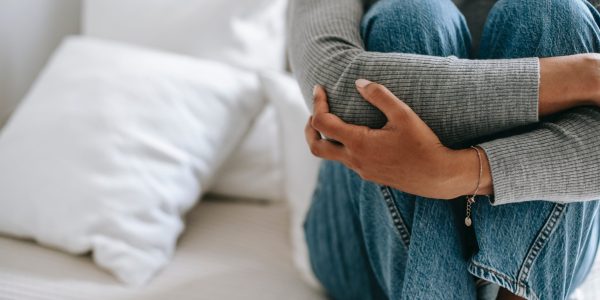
[
  {"xmin": 288, "ymin": 0, "xmax": 600, "ymax": 205},
  {"xmin": 480, "ymin": 107, "xmax": 600, "ymax": 204},
  {"xmin": 288, "ymin": 0, "xmax": 539, "ymax": 146}
]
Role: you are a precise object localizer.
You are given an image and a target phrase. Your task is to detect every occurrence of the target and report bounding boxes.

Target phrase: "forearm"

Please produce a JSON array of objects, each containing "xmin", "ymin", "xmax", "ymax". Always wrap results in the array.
[
  {"xmin": 539, "ymin": 54, "xmax": 600, "ymax": 116},
  {"xmin": 442, "ymin": 106, "xmax": 600, "ymax": 204},
  {"xmin": 443, "ymin": 147, "xmax": 494, "ymax": 198},
  {"xmin": 442, "ymin": 55, "xmax": 600, "ymax": 200},
  {"xmin": 481, "ymin": 106, "xmax": 600, "ymax": 204},
  {"xmin": 292, "ymin": 0, "xmax": 600, "ymax": 204},
  {"xmin": 289, "ymin": 0, "xmax": 539, "ymax": 146},
  {"xmin": 290, "ymin": 0, "xmax": 600, "ymax": 147}
]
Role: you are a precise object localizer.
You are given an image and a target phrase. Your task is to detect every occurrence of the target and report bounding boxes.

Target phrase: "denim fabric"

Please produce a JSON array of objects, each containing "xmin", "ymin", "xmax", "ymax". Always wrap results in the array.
[{"xmin": 304, "ymin": 0, "xmax": 600, "ymax": 299}]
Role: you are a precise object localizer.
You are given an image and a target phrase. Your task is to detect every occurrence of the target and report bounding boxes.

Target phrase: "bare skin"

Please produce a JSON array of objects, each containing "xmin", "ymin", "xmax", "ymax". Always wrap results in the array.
[
  {"xmin": 305, "ymin": 53, "xmax": 600, "ymax": 299},
  {"xmin": 306, "ymin": 53, "xmax": 600, "ymax": 200},
  {"xmin": 306, "ymin": 82, "xmax": 492, "ymax": 199},
  {"xmin": 498, "ymin": 287, "xmax": 526, "ymax": 300},
  {"xmin": 539, "ymin": 54, "xmax": 600, "ymax": 115}
]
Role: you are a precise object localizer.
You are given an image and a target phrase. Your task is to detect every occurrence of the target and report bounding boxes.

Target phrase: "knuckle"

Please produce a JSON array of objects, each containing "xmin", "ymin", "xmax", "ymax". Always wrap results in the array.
[
  {"xmin": 309, "ymin": 143, "xmax": 320, "ymax": 157},
  {"xmin": 304, "ymin": 120, "xmax": 312, "ymax": 132},
  {"xmin": 392, "ymin": 110, "xmax": 406, "ymax": 120},
  {"xmin": 306, "ymin": 116, "xmax": 313, "ymax": 125},
  {"xmin": 312, "ymin": 114, "xmax": 326, "ymax": 129},
  {"xmin": 310, "ymin": 147, "xmax": 320, "ymax": 157},
  {"xmin": 349, "ymin": 129, "xmax": 369, "ymax": 149},
  {"xmin": 310, "ymin": 143, "xmax": 321, "ymax": 156},
  {"xmin": 367, "ymin": 84, "xmax": 386, "ymax": 99}
]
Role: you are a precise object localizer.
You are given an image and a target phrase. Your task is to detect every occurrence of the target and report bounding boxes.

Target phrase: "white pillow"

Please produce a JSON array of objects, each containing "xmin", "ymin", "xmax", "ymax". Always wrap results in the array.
[
  {"xmin": 82, "ymin": 0, "xmax": 288, "ymax": 71},
  {"xmin": 261, "ymin": 72, "xmax": 322, "ymax": 289},
  {"xmin": 0, "ymin": 36, "xmax": 263, "ymax": 285},
  {"xmin": 210, "ymin": 104, "xmax": 285, "ymax": 202}
]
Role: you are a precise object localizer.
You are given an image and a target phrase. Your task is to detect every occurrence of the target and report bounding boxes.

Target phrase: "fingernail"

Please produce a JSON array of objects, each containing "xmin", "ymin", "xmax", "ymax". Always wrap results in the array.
[
  {"xmin": 313, "ymin": 85, "xmax": 319, "ymax": 97},
  {"xmin": 355, "ymin": 79, "xmax": 372, "ymax": 88}
]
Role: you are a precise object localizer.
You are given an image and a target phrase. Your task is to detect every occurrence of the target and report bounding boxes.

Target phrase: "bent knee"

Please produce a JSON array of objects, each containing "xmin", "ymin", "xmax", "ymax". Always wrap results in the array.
[
  {"xmin": 491, "ymin": 0, "xmax": 595, "ymax": 29},
  {"xmin": 483, "ymin": 0, "xmax": 600, "ymax": 57},
  {"xmin": 361, "ymin": 0, "xmax": 468, "ymax": 54}
]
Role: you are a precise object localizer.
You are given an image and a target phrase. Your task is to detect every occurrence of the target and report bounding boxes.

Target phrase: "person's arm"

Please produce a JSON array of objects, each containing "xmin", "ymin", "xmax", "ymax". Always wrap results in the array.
[
  {"xmin": 448, "ymin": 54, "xmax": 600, "ymax": 203},
  {"xmin": 445, "ymin": 105, "xmax": 600, "ymax": 204},
  {"xmin": 306, "ymin": 82, "xmax": 600, "ymax": 204},
  {"xmin": 477, "ymin": 106, "xmax": 600, "ymax": 204},
  {"xmin": 447, "ymin": 55, "xmax": 600, "ymax": 204},
  {"xmin": 289, "ymin": 0, "xmax": 595, "ymax": 147}
]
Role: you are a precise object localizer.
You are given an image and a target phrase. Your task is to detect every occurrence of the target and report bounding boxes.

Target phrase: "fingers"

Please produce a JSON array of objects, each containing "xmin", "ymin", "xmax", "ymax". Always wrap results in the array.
[
  {"xmin": 305, "ymin": 117, "xmax": 347, "ymax": 161},
  {"xmin": 311, "ymin": 113, "xmax": 366, "ymax": 145},
  {"xmin": 304, "ymin": 116, "xmax": 321, "ymax": 145},
  {"xmin": 355, "ymin": 79, "xmax": 412, "ymax": 123},
  {"xmin": 312, "ymin": 84, "xmax": 367, "ymax": 144},
  {"xmin": 313, "ymin": 85, "xmax": 329, "ymax": 115}
]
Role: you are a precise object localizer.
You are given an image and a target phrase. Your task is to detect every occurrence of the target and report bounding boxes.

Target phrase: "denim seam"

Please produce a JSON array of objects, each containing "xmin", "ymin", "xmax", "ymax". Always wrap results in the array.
[
  {"xmin": 468, "ymin": 203, "xmax": 566, "ymax": 300},
  {"xmin": 516, "ymin": 203, "xmax": 566, "ymax": 295},
  {"xmin": 379, "ymin": 186, "xmax": 411, "ymax": 249},
  {"xmin": 468, "ymin": 260, "xmax": 538, "ymax": 300}
]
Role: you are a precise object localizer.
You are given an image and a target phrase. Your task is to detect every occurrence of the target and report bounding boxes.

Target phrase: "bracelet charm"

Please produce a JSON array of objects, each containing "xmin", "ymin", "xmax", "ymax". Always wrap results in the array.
[{"xmin": 465, "ymin": 146, "xmax": 483, "ymax": 227}]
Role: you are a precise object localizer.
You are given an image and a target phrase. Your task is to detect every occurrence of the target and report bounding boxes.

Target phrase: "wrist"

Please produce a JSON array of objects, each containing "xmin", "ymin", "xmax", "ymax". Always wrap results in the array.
[
  {"xmin": 539, "ymin": 54, "xmax": 599, "ymax": 116},
  {"xmin": 578, "ymin": 53, "xmax": 600, "ymax": 105},
  {"xmin": 441, "ymin": 147, "xmax": 493, "ymax": 199}
]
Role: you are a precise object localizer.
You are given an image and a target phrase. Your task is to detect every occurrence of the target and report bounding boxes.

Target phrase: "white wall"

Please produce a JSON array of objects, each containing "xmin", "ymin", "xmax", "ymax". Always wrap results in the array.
[{"xmin": 0, "ymin": 0, "xmax": 81, "ymax": 126}]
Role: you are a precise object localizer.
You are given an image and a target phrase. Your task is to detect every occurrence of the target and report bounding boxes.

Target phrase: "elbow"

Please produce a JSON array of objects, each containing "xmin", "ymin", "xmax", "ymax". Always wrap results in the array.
[
  {"xmin": 289, "ymin": 43, "xmax": 361, "ymax": 93},
  {"xmin": 290, "ymin": 48, "xmax": 386, "ymax": 128}
]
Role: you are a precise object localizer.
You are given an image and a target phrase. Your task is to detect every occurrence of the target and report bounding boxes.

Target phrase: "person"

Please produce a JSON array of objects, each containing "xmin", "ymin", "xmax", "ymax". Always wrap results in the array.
[{"xmin": 288, "ymin": 0, "xmax": 600, "ymax": 299}]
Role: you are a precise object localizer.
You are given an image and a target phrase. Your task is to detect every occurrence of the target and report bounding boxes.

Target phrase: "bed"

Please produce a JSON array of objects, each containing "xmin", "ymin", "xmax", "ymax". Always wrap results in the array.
[
  {"xmin": 0, "ymin": 197, "xmax": 326, "ymax": 300},
  {"xmin": 0, "ymin": 197, "xmax": 598, "ymax": 300},
  {"xmin": 0, "ymin": 1, "xmax": 598, "ymax": 299}
]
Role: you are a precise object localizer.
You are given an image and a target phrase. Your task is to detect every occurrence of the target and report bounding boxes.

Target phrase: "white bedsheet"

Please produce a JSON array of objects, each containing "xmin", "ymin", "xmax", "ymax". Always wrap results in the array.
[
  {"xmin": 0, "ymin": 197, "xmax": 325, "ymax": 300},
  {"xmin": 0, "ymin": 196, "xmax": 597, "ymax": 299}
]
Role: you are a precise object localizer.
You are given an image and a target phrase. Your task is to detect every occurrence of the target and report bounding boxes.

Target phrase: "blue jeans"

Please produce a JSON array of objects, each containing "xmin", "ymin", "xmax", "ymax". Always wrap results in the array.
[{"xmin": 304, "ymin": 0, "xmax": 600, "ymax": 299}]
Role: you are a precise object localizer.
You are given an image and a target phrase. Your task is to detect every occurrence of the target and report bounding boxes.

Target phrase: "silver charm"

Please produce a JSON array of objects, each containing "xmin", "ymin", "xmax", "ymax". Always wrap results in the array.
[{"xmin": 465, "ymin": 217, "xmax": 472, "ymax": 227}]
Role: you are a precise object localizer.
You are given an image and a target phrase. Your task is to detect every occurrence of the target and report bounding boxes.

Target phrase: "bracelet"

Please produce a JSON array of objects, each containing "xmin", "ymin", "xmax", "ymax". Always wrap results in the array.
[{"xmin": 465, "ymin": 146, "xmax": 483, "ymax": 227}]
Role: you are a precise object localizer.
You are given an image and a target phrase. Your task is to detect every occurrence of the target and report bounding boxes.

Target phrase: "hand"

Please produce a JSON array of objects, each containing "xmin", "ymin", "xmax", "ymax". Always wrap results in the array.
[{"xmin": 305, "ymin": 80, "xmax": 493, "ymax": 200}]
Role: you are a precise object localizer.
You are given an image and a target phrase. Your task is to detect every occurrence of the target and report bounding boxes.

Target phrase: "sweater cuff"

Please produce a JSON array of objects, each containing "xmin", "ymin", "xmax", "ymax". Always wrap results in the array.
[
  {"xmin": 478, "ymin": 139, "xmax": 525, "ymax": 205},
  {"xmin": 477, "ymin": 124, "xmax": 586, "ymax": 205}
]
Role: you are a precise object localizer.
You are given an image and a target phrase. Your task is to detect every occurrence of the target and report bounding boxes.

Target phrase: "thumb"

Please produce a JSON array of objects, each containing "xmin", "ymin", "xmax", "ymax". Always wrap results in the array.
[
  {"xmin": 312, "ymin": 85, "xmax": 329, "ymax": 115},
  {"xmin": 355, "ymin": 79, "xmax": 412, "ymax": 123}
]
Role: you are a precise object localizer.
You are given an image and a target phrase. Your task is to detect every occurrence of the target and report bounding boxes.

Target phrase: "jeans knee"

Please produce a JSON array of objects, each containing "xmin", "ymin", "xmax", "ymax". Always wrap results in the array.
[
  {"xmin": 482, "ymin": 0, "xmax": 600, "ymax": 57},
  {"xmin": 491, "ymin": 0, "xmax": 596, "ymax": 32},
  {"xmin": 361, "ymin": 0, "xmax": 470, "ymax": 56}
]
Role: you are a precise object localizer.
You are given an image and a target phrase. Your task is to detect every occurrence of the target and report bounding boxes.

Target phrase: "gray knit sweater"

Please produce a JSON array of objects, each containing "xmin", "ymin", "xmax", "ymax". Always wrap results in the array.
[{"xmin": 288, "ymin": 0, "xmax": 600, "ymax": 205}]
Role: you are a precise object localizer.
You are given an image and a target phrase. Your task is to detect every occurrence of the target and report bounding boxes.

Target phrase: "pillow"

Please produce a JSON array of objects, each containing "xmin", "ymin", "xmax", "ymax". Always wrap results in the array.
[
  {"xmin": 0, "ymin": 36, "xmax": 263, "ymax": 285},
  {"xmin": 210, "ymin": 104, "xmax": 285, "ymax": 202},
  {"xmin": 260, "ymin": 72, "xmax": 322, "ymax": 289},
  {"xmin": 82, "ymin": 0, "xmax": 288, "ymax": 71}
]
